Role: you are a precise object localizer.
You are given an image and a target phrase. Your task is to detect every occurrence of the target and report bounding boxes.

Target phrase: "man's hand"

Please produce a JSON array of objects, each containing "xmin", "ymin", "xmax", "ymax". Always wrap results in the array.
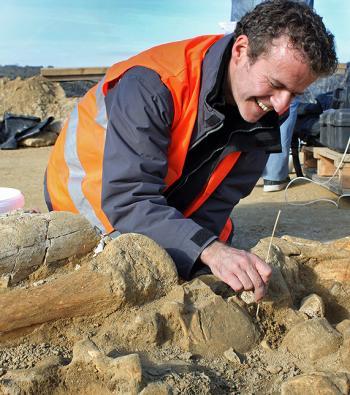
[{"xmin": 200, "ymin": 241, "xmax": 272, "ymax": 301}]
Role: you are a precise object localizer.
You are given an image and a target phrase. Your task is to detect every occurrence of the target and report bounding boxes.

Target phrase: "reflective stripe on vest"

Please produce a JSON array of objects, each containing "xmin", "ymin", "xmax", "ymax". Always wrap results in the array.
[{"xmin": 63, "ymin": 79, "xmax": 107, "ymax": 232}]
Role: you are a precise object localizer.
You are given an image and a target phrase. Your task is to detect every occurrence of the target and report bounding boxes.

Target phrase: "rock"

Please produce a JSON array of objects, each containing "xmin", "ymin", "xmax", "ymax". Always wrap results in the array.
[
  {"xmin": 122, "ymin": 312, "xmax": 162, "ymax": 347},
  {"xmin": 240, "ymin": 290, "xmax": 255, "ymax": 305},
  {"xmin": 70, "ymin": 339, "xmax": 142, "ymax": 394},
  {"xmin": 313, "ymin": 258, "xmax": 350, "ymax": 284},
  {"xmin": 260, "ymin": 339, "xmax": 272, "ymax": 351},
  {"xmin": 281, "ymin": 372, "xmax": 350, "ymax": 395},
  {"xmin": 263, "ymin": 266, "xmax": 293, "ymax": 307},
  {"xmin": 253, "ymin": 237, "xmax": 301, "ymax": 258},
  {"xmin": 223, "ymin": 348, "xmax": 241, "ymax": 364},
  {"xmin": 327, "ymin": 237, "xmax": 350, "ymax": 252},
  {"xmin": 283, "ymin": 308, "xmax": 308, "ymax": 330},
  {"xmin": 340, "ymin": 337, "xmax": 350, "ymax": 371},
  {"xmin": 0, "ymin": 357, "xmax": 61, "ymax": 394},
  {"xmin": 139, "ymin": 382, "xmax": 172, "ymax": 395},
  {"xmin": 336, "ymin": 320, "xmax": 350, "ymax": 338},
  {"xmin": 252, "ymin": 241, "xmax": 299, "ymax": 303},
  {"xmin": 282, "ymin": 318, "xmax": 343, "ymax": 361},
  {"xmin": 19, "ymin": 131, "xmax": 58, "ymax": 147},
  {"xmin": 95, "ymin": 233, "xmax": 178, "ymax": 304},
  {"xmin": 161, "ymin": 279, "xmax": 258, "ymax": 357},
  {"xmin": 0, "ymin": 275, "xmax": 10, "ymax": 288},
  {"xmin": 265, "ymin": 365, "xmax": 282, "ymax": 374},
  {"xmin": 71, "ymin": 339, "xmax": 101, "ymax": 364},
  {"xmin": 299, "ymin": 294, "xmax": 325, "ymax": 318}
]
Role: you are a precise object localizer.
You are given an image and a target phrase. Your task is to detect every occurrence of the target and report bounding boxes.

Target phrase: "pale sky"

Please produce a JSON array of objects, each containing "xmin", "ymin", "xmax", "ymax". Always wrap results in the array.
[{"xmin": 0, "ymin": 0, "xmax": 348, "ymax": 67}]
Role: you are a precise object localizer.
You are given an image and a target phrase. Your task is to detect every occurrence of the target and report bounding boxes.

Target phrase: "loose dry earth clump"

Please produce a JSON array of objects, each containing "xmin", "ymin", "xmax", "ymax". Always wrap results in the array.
[
  {"xmin": 0, "ymin": 75, "xmax": 79, "ymax": 148},
  {"xmin": 0, "ymin": 212, "xmax": 349, "ymax": 394},
  {"xmin": 0, "ymin": 76, "xmax": 76, "ymax": 122}
]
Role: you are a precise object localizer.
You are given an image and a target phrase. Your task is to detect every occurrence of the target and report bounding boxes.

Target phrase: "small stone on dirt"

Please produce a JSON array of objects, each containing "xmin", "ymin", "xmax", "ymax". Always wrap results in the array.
[
  {"xmin": 224, "ymin": 348, "xmax": 241, "ymax": 364},
  {"xmin": 299, "ymin": 294, "xmax": 325, "ymax": 318}
]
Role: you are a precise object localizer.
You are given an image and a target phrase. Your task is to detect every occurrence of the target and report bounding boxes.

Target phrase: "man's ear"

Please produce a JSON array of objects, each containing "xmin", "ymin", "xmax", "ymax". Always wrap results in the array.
[{"xmin": 231, "ymin": 35, "xmax": 249, "ymax": 64}]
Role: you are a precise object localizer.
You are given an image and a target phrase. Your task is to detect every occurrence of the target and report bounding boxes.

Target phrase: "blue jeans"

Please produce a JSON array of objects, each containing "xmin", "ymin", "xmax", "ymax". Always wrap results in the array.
[
  {"xmin": 231, "ymin": 0, "xmax": 314, "ymax": 21},
  {"xmin": 263, "ymin": 99, "xmax": 299, "ymax": 181}
]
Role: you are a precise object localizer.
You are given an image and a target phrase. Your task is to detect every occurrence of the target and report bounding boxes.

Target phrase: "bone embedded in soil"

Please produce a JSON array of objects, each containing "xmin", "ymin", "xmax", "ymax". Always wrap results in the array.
[{"xmin": 0, "ymin": 211, "xmax": 350, "ymax": 394}]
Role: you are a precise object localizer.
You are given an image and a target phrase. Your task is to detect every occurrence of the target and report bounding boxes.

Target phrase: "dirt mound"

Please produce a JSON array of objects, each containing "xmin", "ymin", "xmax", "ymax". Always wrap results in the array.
[
  {"xmin": 0, "ymin": 76, "xmax": 76, "ymax": 121},
  {"xmin": 0, "ymin": 212, "xmax": 349, "ymax": 394}
]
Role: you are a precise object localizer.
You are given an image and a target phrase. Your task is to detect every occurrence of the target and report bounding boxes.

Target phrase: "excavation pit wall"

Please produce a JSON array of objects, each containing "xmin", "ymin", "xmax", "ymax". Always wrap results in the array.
[{"xmin": 0, "ymin": 211, "xmax": 349, "ymax": 394}]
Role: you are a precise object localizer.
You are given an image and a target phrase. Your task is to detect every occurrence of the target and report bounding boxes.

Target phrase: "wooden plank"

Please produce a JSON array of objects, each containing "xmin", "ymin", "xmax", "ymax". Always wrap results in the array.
[
  {"xmin": 313, "ymin": 147, "xmax": 350, "ymax": 167},
  {"xmin": 301, "ymin": 146, "xmax": 317, "ymax": 169},
  {"xmin": 317, "ymin": 156, "xmax": 336, "ymax": 177},
  {"xmin": 41, "ymin": 67, "xmax": 108, "ymax": 82},
  {"xmin": 39, "ymin": 63, "xmax": 346, "ymax": 81},
  {"xmin": 340, "ymin": 166, "xmax": 350, "ymax": 188}
]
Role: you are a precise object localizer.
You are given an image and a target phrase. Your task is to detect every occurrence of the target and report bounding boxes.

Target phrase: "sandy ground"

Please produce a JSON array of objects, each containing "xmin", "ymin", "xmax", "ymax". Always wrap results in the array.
[
  {"xmin": 1, "ymin": 146, "xmax": 350, "ymax": 394},
  {"xmin": 1, "ymin": 146, "xmax": 349, "ymax": 251}
]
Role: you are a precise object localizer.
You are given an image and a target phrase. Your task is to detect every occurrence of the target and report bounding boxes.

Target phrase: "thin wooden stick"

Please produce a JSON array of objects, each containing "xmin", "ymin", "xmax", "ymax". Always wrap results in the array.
[
  {"xmin": 256, "ymin": 209, "xmax": 282, "ymax": 318},
  {"xmin": 266, "ymin": 209, "xmax": 282, "ymax": 263}
]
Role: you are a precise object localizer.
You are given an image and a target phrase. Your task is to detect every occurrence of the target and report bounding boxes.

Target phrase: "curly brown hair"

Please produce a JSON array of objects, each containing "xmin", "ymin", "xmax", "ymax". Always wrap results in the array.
[{"xmin": 235, "ymin": 0, "xmax": 337, "ymax": 77}]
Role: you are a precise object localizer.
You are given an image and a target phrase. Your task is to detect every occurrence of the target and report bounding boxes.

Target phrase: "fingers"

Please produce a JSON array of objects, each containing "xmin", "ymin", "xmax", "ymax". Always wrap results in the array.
[
  {"xmin": 200, "ymin": 243, "xmax": 272, "ymax": 301},
  {"xmin": 233, "ymin": 268, "xmax": 254, "ymax": 291},
  {"xmin": 211, "ymin": 264, "xmax": 244, "ymax": 293},
  {"xmin": 254, "ymin": 256, "xmax": 273, "ymax": 283},
  {"xmin": 245, "ymin": 265, "xmax": 266, "ymax": 301},
  {"xmin": 245, "ymin": 254, "xmax": 272, "ymax": 301}
]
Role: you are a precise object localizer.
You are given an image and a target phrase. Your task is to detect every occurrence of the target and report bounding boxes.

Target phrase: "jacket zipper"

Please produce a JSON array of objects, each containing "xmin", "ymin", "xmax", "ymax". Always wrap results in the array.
[
  {"xmin": 166, "ymin": 123, "xmax": 276, "ymax": 198},
  {"xmin": 189, "ymin": 122, "xmax": 224, "ymax": 151}
]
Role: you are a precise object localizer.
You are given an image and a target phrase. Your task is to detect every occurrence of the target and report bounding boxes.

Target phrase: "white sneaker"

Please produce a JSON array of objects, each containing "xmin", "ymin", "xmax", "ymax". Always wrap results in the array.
[{"xmin": 263, "ymin": 177, "xmax": 290, "ymax": 192}]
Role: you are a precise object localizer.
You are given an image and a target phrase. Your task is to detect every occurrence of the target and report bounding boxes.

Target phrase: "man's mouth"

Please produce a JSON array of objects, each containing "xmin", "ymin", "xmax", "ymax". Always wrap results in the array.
[{"xmin": 255, "ymin": 98, "xmax": 272, "ymax": 113}]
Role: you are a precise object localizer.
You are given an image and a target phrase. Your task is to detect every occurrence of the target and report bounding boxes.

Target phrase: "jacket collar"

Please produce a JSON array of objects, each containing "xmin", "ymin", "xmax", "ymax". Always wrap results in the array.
[{"xmin": 192, "ymin": 33, "xmax": 280, "ymax": 147}]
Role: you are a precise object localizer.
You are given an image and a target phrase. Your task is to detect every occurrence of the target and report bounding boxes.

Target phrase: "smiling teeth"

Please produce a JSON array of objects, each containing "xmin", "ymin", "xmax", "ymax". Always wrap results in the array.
[{"xmin": 256, "ymin": 99, "xmax": 270, "ymax": 112}]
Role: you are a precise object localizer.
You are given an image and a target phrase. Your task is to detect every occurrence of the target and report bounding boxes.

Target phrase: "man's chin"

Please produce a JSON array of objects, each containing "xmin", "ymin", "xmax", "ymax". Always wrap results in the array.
[
  {"xmin": 240, "ymin": 112, "xmax": 264, "ymax": 124},
  {"xmin": 237, "ymin": 103, "xmax": 265, "ymax": 123}
]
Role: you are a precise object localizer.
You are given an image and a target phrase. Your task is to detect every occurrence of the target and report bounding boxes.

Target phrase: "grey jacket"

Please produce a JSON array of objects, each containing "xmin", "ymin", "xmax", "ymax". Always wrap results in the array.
[{"xmin": 101, "ymin": 33, "xmax": 280, "ymax": 279}]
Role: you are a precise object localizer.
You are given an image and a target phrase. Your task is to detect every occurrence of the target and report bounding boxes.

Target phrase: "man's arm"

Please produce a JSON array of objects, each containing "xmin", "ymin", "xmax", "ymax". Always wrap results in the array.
[
  {"xmin": 102, "ymin": 66, "xmax": 272, "ymax": 299},
  {"xmin": 102, "ymin": 66, "xmax": 217, "ymax": 279}
]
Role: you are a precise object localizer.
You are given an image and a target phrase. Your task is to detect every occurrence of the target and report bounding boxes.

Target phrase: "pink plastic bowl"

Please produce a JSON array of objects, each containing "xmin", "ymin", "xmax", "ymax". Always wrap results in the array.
[{"xmin": 0, "ymin": 188, "xmax": 25, "ymax": 214}]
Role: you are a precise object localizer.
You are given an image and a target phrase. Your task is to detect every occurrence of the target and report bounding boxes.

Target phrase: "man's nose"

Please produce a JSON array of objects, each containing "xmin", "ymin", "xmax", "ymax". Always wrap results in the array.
[{"xmin": 270, "ymin": 90, "xmax": 293, "ymax": 115}]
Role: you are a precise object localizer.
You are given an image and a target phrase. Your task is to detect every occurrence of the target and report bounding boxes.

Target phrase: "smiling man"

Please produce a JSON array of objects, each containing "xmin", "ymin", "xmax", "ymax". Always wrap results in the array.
[{"xmin": 45, "ymin": 0, "xmax": 337, "ymax": 301}]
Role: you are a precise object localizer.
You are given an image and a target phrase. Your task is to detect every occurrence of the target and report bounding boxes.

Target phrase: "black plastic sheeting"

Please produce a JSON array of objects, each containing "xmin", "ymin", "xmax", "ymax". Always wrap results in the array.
[{"xmin": 0, "ymin": 112, "xmax": 54, "ymax": 149}]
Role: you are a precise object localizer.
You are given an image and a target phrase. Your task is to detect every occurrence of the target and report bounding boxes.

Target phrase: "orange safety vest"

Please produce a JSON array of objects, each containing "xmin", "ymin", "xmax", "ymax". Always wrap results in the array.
[{"xmin": 46, "ymin": 35, "xmax": 241, "ymax": 240}]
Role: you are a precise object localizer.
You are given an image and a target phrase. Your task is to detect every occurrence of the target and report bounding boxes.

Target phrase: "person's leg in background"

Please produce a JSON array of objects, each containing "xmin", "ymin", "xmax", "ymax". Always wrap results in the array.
[
  {"xmin": 231, "ymin": 0, "xmax": 262, "ymax": 22},
  {"xmin": 263, "ymin": 98, "xmax": 299, "ymax": 192}
]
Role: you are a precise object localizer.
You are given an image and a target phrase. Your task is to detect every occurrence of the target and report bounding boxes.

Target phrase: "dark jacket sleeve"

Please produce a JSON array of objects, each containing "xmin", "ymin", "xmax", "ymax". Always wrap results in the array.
[{"xmin": 102, "ymin": 66, "xmax": 217, "ymax": 279}]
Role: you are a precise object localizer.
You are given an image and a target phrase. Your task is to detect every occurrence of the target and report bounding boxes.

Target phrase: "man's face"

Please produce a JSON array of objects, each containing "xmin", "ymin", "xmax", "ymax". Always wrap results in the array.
[{"xmin": 227, "ymin": 35, "xmax": 317, "ymax": 123}]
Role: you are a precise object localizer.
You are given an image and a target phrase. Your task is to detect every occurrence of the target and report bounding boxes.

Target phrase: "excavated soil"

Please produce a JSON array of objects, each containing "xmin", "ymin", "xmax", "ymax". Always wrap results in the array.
[
  {"xmin": 0, "ymin": 216, "xmax": 349, "ymax": 394},
  {"xmin": 0, "ymin": 76, "xmax": 76, "ymax": 121}
]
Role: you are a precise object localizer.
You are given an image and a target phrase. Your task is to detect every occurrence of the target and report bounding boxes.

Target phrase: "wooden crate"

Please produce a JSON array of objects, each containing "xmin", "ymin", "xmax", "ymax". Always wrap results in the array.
[
  {"xmin": 302, "ymin": 146, "xmax": 350, "ymax": 195},
  {"xmin": 313, "ymin": 147, "xmax": 350, "ymax": 189},
  {"xmin": 301, "ymin": 146, "xmax": 317, "ymax": 169}
]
